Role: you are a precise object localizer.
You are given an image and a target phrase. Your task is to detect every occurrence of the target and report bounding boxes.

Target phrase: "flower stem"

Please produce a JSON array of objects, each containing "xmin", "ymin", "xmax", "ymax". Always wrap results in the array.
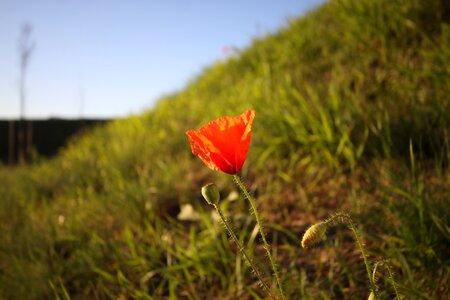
[
  {"xmin": 213, "ymin": 203, "xmax": 277, "ymax": 299},
  {"xmin": 344, "ymin": 215, "xmax": 378, "ymax": 299},
  {"xmin": 233, "ymin": 175, "xmax": 286, "ymax": 300},
  {"xmin": 384, "ymin": 261, "xmax": 401, "ymax": 300}
]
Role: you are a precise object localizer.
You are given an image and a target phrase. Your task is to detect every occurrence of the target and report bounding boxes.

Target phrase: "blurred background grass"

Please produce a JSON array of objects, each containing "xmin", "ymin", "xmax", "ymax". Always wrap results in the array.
[{"xmin": 1, "ymin": 0, "xmax": 449, "ymax": 298}]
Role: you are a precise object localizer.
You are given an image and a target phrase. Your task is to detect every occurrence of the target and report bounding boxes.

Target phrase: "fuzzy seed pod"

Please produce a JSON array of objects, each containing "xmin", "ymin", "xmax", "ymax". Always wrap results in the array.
[
  {"xmin": 301, "ymin": 221, "xmax": 328, "ymax": 248},
  {"xmin": 201, "ymin": 183, "xmax": 220, "ymax": 205}
]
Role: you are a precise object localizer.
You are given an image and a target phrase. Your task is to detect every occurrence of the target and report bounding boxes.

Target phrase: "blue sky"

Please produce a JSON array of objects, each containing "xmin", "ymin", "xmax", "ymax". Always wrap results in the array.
[{"xmin": 0, "ymin": 0, "xmax": 324, "ymax": 119}]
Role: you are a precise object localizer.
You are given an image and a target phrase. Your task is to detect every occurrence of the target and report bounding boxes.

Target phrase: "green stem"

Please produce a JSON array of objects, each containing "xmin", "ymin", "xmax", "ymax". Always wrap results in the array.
[
  {"xmin": 233, "ymin": 175, "xmax": 286, "ymax": 300},
  {"xmin": 385, "ymin": 262, "xmax": 400, "ymax": 300},
  {"xmin": 213, "ymin": 203, "xmax": 277, "ymax": 300},
  {"xmin": 347, "ymin": 217, "xmax": 378, "ymax": 299}
]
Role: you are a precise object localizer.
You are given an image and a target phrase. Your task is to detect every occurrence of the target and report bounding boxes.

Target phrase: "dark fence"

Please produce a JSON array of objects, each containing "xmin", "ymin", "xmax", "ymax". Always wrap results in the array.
[{"xmin": 0, "ymin": 119, "xmax": 110, "ymax": 165}]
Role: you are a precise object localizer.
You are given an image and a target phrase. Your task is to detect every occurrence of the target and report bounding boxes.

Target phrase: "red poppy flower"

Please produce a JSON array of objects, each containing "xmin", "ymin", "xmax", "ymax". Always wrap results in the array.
[{"xmin": 186, "ymin": 109, "xmax": 255, "ymax": 175}]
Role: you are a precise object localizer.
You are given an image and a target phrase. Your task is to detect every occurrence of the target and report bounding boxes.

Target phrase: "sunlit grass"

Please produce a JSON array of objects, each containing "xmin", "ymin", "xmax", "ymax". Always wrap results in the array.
[{"xmin": 1, "ymin": 0, "xmax": 449, "ymax": 298}]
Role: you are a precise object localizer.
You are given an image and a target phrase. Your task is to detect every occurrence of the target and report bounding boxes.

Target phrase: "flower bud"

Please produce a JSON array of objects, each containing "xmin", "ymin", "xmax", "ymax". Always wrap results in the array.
[
  {"xmin": 201, "ymin": 183, "xmax": 220, "ymax": 205},
  {"xmin": 301, "ymin": 221, "xmax": 328, "ymax": 248},
  {"xmin": 367, "ymin": 291, "xmax": 375, "ymax": 300}
]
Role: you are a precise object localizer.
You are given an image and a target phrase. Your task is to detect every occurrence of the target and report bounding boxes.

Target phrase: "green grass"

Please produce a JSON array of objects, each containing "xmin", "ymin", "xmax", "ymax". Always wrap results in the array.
[{"xmin": 1, "ymin": 0, "xmax": 449, "ymax": 298}]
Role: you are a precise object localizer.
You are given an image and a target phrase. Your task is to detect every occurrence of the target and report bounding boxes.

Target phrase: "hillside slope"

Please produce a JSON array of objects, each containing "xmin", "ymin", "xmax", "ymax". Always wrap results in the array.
[{"xmin": 1, "ymin": 0, "xmax": 449, "ymax": 298}]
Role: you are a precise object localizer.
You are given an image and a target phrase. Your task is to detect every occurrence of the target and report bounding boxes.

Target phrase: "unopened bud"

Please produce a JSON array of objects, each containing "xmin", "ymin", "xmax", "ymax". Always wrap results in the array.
[
  {"xmin": 201, "ymin": 183, "xmax": 220, "ymax": 205},
  {"xmin": 301, "ymin": 221, "xmax": 328, "ymax": 248},
  {"xmin": 367, "ymin": 291, "xmax": 375, "ymax": 300}
]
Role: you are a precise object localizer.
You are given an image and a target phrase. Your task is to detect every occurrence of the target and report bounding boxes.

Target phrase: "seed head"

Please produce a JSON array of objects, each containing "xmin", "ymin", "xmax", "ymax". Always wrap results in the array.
[{"xmin": 301, "ymin": 221, "xmax": 328, "ymax": 248}]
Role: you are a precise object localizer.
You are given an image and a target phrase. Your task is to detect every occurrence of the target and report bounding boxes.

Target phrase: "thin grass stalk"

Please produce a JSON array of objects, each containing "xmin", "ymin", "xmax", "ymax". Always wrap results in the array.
[
  {"xmin": 347, "ymin": 217, "xmax": 378, "ymax": 299},
  {"xmin": 233, "ymin": 174, "xmax": 286, "ymax": 300},
  {"xmin": 385, "ymin": 262, "xmax": 401, "ymax": 300},
  {"xmin": 213, "ymin": 203, "xmax": 277, "ymax": 300},
  {"xmin": 323, "ymin": 213, "xmax": 378, "ymax": 298}
]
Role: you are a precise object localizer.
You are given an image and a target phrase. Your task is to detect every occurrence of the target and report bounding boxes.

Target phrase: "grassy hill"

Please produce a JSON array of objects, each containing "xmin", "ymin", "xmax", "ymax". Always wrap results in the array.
[{"xmin": 1, "ymin": 0, "xmax": 449, "ymax": 298}]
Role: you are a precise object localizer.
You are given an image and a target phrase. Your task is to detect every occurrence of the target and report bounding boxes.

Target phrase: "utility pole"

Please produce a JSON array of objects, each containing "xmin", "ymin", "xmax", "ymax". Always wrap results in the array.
[
  {"xmin": 8, "ymin": 120, "xmax": 14, "ymax": 165},
  {"xmin": 17, "ymin": 23, "xmax": 35, "ymax": 163},
  {"xmin": 79, "ymin": 82, "xmax": 85, "ymax": 119}
]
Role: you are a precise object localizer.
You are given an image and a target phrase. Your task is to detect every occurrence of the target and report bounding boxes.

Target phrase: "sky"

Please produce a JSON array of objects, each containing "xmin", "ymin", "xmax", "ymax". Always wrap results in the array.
[{"xmin": 0, "ymin": 0, "xmax": 325, "ymax": 119}]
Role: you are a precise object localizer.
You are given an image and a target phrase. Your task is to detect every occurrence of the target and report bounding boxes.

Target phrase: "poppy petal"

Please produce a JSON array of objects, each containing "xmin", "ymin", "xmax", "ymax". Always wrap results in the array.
[{"xmin": 186, "ymin": 109, "xmax": 255, "ymax": 174}]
